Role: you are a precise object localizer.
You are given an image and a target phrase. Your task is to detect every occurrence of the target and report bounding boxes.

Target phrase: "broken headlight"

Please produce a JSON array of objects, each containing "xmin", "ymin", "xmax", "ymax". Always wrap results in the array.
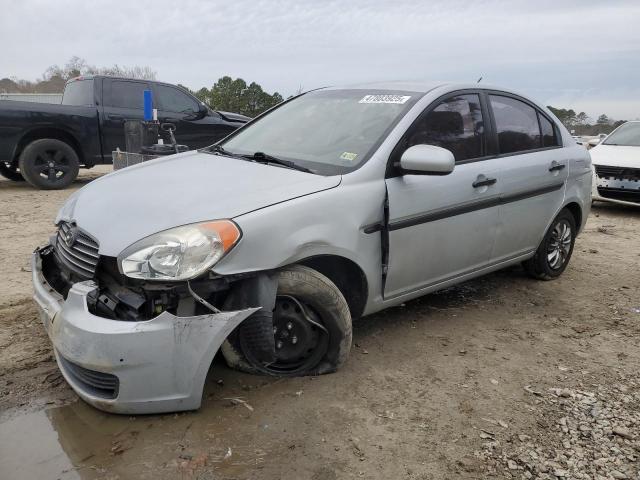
[{"xmin": 118, "ymin": 220, "xmax": 241, "ymax": 281}]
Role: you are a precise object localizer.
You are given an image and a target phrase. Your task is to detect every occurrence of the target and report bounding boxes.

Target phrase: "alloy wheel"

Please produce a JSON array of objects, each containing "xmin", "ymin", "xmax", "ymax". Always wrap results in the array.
[
  {"xmin": 546, "ymin": 219, "xmax": 572, "ymax": 270},
  {"xmin": 32, "ymin": 148, "xmax": 73, "ymax": 184}
]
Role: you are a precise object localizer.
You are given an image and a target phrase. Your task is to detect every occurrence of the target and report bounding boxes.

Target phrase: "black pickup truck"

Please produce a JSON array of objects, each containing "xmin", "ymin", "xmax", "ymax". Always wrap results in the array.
[{"xmin": 0, "ymin": 75, "xmax": 249, "ymax": 189}]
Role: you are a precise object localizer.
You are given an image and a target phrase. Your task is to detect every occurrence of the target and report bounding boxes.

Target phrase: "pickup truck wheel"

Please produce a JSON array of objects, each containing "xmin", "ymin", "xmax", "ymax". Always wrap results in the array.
[
  {"xmin": 523, "ymin": 208, "xmax": 576, "ymax": 280},
  {"xmin": 19, "ymin": 139, "xmax": 79, "ymax": 190},
  {"xmin": 0, "ymin": 161, "xmax": 24, "ymax": 181},
  {"xmin": 221, "ymin": 265, "xmax": 352, "ymax": 377}
]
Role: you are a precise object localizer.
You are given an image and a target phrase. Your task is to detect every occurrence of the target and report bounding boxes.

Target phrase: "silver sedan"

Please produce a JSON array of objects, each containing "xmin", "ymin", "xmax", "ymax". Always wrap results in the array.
[{"xmin": 33, "ymin": 82, "xmax": 592, "ymax": 413}]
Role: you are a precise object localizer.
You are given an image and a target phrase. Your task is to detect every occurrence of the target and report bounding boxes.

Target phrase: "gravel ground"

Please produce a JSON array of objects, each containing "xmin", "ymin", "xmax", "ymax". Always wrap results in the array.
[{"xmin": 1, "ymin": 169, "xmax": 639, "ymax": 479}]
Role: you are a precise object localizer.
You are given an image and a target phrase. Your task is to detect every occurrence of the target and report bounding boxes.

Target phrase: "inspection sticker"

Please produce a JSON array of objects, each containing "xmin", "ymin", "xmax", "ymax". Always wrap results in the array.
[
  {"xmin": 359, "ymin": 94, "xmax": 411, "ymax": 104},
  {"xmin": 340, "ymin": 152, "xmax": 358, "ymax": 162}
]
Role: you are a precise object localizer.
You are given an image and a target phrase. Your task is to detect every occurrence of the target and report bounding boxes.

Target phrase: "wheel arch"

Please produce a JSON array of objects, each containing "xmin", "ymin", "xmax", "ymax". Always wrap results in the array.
[
  {"xmin": 296, "ymin": 254, "xmax": 368, "ymax": 320},
  {"xmin": 563, "ymin": 201, "xmax": 583, "ymax": 232},
  {"xmin": 14, "ymin": 128, "xmax": 84, "ymax": 165}
]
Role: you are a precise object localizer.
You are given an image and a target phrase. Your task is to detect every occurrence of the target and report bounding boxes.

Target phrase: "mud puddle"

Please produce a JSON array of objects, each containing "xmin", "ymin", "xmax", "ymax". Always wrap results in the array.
[{"xmin": 0, "ymin": 367, "xmax": 288, "ymax": 480}]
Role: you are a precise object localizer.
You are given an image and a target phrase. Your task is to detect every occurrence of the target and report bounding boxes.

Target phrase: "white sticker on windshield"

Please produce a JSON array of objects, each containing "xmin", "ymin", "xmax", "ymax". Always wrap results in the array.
[
  {"xmin": 359, "ymin": 94, "xmax": 411, "ymax": 104},
  {"xmin": 340, "ymin": 152, "xmax": 358, "ymax": 162}
]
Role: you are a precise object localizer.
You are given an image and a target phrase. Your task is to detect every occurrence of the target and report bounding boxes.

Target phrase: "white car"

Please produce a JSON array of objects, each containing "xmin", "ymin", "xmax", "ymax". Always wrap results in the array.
[{"xmin": 591, "ymin": 121, "xmax": 640, "ymax": 206}]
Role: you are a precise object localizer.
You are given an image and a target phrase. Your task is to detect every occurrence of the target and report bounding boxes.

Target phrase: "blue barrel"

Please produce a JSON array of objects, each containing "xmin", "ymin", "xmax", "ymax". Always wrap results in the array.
[{"xmin": 143, "ymin": 89, "xmax": 153, "ymax": 121}]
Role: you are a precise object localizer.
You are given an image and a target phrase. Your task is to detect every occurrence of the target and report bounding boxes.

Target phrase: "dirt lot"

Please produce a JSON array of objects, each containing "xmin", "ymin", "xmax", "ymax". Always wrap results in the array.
[{"xmin": 1, "ymin": 170, "xmax": 639, "ymax": 479}]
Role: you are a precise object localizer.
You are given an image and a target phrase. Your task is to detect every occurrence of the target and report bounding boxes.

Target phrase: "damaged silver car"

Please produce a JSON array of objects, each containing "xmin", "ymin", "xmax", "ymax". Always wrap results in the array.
[{"xmin": 32, "ymin": 83, "xmax": 592, "ymax": 414}]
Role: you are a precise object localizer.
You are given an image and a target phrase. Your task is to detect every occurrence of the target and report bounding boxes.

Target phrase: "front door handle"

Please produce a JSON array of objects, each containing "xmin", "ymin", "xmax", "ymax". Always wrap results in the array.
[
  {"xmin": 549, "ymin": 161, "xmax": 566, "ymax": 172},
  {"xmin": 472, "ymin": 176, "xmax": 497, "ymax": 188}
]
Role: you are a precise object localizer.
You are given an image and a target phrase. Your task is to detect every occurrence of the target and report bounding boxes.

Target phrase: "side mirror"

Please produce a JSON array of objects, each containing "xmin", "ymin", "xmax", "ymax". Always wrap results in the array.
[
  {"xmin": 400, "ymin": 145, "xmax": 455, "ymax": 175},
  {"xmin": 588, "ymin": 138, "xmax": 601, "ymax": 146},
  {"xmin": 195, "ymin": 103, "xmax": 208, "ymax": 118}
]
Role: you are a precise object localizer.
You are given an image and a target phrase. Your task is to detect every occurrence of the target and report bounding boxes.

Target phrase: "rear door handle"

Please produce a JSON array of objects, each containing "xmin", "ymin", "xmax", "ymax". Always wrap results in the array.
[
  {"xmin": 549, "ymin": 161, "xmax": 566, "ymax": 172},
  {"xmin": 472, "ymin": 176, "xmax": 497, "ymax": 188},
  {"xmin": 107, "ymin": 114, "xmax": 124, "ymax": 122}
]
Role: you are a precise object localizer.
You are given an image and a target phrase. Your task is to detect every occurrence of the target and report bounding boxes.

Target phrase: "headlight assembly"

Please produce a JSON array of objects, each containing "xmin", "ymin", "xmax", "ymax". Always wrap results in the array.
[{"xmin": 118, "ymin": 220, "xmax": 241, "ymax": 281}]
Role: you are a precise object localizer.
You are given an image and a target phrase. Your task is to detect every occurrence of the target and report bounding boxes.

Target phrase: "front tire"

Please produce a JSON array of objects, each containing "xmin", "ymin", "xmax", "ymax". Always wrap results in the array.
[
  {"xmin": 0, "ymin": 161, "xmax": 24, "ymax": 181},
  {"xmin": 221, "ymin": 265, "xmax": 352, "ymax": 376},
  {"xmin": 523, "ymin": 208, "xmax": 576, "ymax": 280},
  {"xmin": 19, "ymin": 139, "xmax": 79, "ymax": 190}
]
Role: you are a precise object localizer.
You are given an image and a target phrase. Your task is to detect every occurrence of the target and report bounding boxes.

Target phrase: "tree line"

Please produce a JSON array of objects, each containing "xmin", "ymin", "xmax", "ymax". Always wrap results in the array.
[
  {"xmin": 0, "ymin": 56, "xmax": 157, "ymax": 95},
  {"xmin": 0, "ymin": 57, "xmax": 283, "ymax": 118},
  {"xmin": 547, "ymin": 106, "xmax": 626, "ymax": 136},
  {"xmin": 1, "ymin": 57, "xmax": 630, "ymax": 124}
]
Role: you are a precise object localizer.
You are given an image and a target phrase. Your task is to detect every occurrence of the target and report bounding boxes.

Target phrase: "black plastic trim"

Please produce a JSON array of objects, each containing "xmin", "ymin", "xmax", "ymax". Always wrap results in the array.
[
  {"xmin": 387, "ymin": 182, "xmax": 564, "ymax": 232},
  {"xmin": 363, "ymin": 222, "xmax": 383, "ymax": 234}
]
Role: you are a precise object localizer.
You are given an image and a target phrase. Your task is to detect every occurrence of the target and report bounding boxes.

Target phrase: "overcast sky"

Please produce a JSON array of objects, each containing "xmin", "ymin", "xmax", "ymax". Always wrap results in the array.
[{"xmin": 2, "ymin": 0, "xmax": 638, "ymax": 120}]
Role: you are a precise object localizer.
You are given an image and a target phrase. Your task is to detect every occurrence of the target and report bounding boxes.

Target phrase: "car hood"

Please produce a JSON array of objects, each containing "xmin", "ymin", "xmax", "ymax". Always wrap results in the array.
[
  {"xmin": 57, "ymin": 151, "xmax": 341, "ymax": 256},
  {"xmin": 590, "ymin": 145, "xmax": 640, "ymax": 168}
]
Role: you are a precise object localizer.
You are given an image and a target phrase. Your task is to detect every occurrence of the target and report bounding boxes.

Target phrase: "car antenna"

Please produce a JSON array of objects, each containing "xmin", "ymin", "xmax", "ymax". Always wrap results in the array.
[{"xmin": 477, "ymin": 76, "xmax": 483, "ymax": 83}]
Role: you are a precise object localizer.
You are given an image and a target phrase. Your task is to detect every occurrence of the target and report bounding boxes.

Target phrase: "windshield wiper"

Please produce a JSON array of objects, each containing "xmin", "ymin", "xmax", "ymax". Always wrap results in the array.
[
  {"xmin": 243, "ymin": 151, "xmax": 314, "ymax": 173},
  {"xmin": 205, "ymin": 144, "xmax": 246, "ymax": 159}
]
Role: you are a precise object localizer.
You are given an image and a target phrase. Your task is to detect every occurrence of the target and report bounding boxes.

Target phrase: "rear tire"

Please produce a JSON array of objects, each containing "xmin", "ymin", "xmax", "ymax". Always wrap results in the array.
[
  {"xmin": 221, "ymin": 265, "xmax": 352, "ymax": 376},
  {"xmin": 19, "ymin": 139, "xmax": 79, "ymax": 190},
  {"xmin": 523, "ymin": 208, "xmax": 576, "ymax": 280},
  {"xmin": 0, "ymin": 161, "xmax": 24, "ymax": 181}
]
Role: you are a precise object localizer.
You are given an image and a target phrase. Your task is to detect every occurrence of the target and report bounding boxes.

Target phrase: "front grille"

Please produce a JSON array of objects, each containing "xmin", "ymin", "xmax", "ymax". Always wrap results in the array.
[
  {"xmin": 58, "ymin": 354, "xmax": 119, "ymax": 399},
  {"xmin": 595, "ymin": 165, "xmax": 640, "ymax": 180},
  {"xmin": 53, "ymin": 222, "xmax": 100, "ymax": 279},
  {"xmin": 597, "ymin": 187, "xmax": 640, "ymax": 203}
]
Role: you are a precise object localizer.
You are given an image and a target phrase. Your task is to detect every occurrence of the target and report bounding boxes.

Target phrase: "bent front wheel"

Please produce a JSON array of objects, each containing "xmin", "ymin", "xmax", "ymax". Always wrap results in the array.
[{"xmin": 221, "ymin": 265, "xmax": 352, "ymax": 376}]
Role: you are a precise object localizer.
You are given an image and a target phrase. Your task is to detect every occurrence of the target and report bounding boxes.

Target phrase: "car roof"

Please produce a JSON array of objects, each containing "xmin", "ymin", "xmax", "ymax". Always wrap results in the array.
[
  {"xmin": 326, "ymin": 81, "xmax": 532, "ymax": 98},
  {"xmin": 66, "ymin": 75, "xmax": 176, "ymax": 88},
  {"xmin": 327, "ymin": 81, "xmax": 444, "ymax": 93}
]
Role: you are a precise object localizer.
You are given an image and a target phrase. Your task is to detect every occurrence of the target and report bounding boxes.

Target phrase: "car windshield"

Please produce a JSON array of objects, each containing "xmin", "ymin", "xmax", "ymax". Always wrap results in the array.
[
  {"xmin": 603, "ymin": 122, "xmax": 640, "ymax": 147},
  {"xmin": 217, "ymin": 89, "xmax": 421, "ymax": 175}
]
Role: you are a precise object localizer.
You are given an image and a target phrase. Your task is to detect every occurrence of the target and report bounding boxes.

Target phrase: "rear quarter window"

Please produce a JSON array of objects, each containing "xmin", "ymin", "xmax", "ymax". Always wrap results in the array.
[
  {"xmin": 62, "ymin": 80, "xmax": 94, "ymax": 106},
  {"xmin": 539, "ymin": 113, "xmax": 559, "ymax": 147}
]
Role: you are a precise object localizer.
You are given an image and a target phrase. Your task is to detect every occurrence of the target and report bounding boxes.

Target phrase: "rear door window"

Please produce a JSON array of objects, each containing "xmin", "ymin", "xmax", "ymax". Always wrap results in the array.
[
  {"xmin": 406, "ymin": 94, "xmax": 485, "ymax": 162},
  {"xmin": 107, "ymin": 80, "xmax": 149, "ymax": 109},
  {"xmin": 490, "ymin": 95, "xmax": 542, "ymax": 154}
]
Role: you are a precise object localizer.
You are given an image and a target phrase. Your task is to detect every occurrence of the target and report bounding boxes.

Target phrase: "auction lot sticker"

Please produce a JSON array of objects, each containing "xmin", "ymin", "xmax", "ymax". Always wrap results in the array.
[{"xmin": 359, "ymin": 94, "xmax": 411, "ymax": 104}]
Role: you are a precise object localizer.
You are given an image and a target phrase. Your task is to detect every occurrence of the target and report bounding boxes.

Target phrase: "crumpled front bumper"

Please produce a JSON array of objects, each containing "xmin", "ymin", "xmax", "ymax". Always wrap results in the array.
[{"xmin": 31, "ymin": 249, "xmax": 258, "ymax": 414}]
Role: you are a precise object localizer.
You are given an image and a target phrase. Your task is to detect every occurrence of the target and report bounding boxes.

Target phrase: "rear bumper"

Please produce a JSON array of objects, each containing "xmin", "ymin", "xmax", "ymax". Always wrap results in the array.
[
  {"xmin": 32, "ymin": 248, "xmax": 258, "ymax": 414},
  {"xmin": 591, "ymin": 166, "xmax": 640, "ymax": 207}
]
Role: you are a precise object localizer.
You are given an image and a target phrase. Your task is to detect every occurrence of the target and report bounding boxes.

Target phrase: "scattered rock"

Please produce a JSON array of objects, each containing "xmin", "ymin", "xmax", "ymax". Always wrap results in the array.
[
  {"xmin": 477, "ymin": 377, "xmax": 640, "ymax": 479},
  {"xmin": 479, "ymin": 428, "xmax": 496, "ymax": 440},
  {"xmin": 613, "ymin": 427, "xmax": 633, "ymax": 440},
  {"xmin": 524, "ymin": 385, "xmax": 542, "ymax": 396},
  {"xmin": 224, "ymin": 397, "xmax": 254, "ymax": 412}
]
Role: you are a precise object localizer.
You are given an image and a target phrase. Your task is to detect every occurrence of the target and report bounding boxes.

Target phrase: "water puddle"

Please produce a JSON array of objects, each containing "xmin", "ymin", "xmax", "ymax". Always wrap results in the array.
[{"xmin": 0, "ymin": 367, "xmax": 288, "ymax": 479}]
